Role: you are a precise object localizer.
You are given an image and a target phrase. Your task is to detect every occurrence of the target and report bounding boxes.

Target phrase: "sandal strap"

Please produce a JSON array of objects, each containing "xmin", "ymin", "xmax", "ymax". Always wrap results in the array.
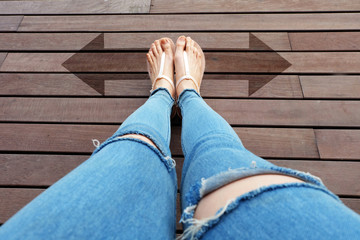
[
  {"xmin": 175, "ymin": 51, "xmax": 200, "ymax": 93},
  {"xmin": 150, "ymin": 52, "xmax": 175, "ymax": 93}
]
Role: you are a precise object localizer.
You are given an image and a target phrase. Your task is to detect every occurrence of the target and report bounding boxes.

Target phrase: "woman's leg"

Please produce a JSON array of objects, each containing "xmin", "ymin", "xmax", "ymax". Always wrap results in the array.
[
  {"xmin": 0, "ymin": 38, "xmax": 177, "ymax": 239},
  {"xmin": 175, "ymin": 36, "xmax": 360, "ymax": 239}
]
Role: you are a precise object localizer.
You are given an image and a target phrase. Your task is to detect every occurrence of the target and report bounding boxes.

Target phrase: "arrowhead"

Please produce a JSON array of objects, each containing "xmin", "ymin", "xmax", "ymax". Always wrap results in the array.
[
  {"xmin": 62, "ymin": 33, "xmax": 105, "ymax": 95},
  {"xmin": 247, "ymin": 33, "xmax": 291, "ymax": 96}
]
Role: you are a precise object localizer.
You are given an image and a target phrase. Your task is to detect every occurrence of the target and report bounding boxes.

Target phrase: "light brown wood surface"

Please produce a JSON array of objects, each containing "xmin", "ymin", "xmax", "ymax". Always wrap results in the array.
[
  {"xmin": 315, "ymin": 130, "xmax": 360, "ymax": 160},
  {"xmin": 289, "ymin": 32, "xmax": 360, "ymax": 50},
  {"xmin": 1, "ymin": 98, "xmax": 360, "ymax": 126},
  {"xmin": 0, "ymin": 32, "xmax": 291, "ymax": 51},
  {"xmin": 0, "ymin": 74, "xmax": 302, "ymax": 98},
  {"xmin": 0, "ymin": 124, "xmax": 319, "ymax": 158},
  {"xmin": 150, "ymin": 0, "xmax": 360, "ymax": 13},
  {"xmin": 2, "ymin": 52, "xmax": 360, "ymax": 73},
  {"xmin": 18, "ymin": 14, "xmax": 360, "ymax": 32},
  {"xmin": 300, "ymin": 76, "xmax": 360, "ymax": 98},
  {"xmin": 0, "ymin": 0, "xmax": 150, "ymax": 14},
  {"xmin": 0, "ymin": 16, "xmax": 23, "ymax": 31}
]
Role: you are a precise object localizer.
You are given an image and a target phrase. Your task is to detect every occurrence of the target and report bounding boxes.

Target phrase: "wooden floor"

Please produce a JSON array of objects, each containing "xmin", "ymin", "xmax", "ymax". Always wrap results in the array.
[{"xmin": 1, "ymin": 0, "xmax": 360, "ymax": 233}]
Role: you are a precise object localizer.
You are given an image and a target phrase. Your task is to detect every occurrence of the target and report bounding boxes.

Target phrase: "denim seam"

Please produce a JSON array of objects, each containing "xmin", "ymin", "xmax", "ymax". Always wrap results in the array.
[
  {"xmin": 92, "ymin": 136, "xmax": 175, "ymax": 172},
  {"xmin": 180, "ymin": 182, "xmax": 340, "ymax": 240}
]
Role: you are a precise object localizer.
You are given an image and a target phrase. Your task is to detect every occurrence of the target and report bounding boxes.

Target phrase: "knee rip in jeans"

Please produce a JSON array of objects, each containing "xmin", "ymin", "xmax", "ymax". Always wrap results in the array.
[
  {"xmin": 178, "ymin": 166, "xmax": 328, "ymax": 240},
  {"xmin": 117, "ymin": 134, "xmax": 159, "ymax": 149},
  {"xmin": 116, "ymin": 134, "xmax": 176, "ymax": 170}
]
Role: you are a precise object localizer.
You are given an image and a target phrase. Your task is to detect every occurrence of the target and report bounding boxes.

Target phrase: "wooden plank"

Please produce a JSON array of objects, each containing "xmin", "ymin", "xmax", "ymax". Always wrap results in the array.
[
  {"xmin": 150, "ymin": 0, "xmax": 360, "ymax": 13},
  {"xmin": 289, "ymin": 32, "xmax": 360, "ymax": 51},
  {"xmin": 0, "ymin": 124, "xmax": 318, "ymax": 158},
  {"xmin": 300, "ymin": 76, "xmax": 360, "ymax": 99},
  {"xmin": 0, "ymin": 16, "xmax": 22, "ymax": 31},
  {"xmin": 1, "ymin": 98, "xmax": 359, "ymax": 127},
  {"xmin": 0, "ymin": 188, "xmax": 358, "ymax": 226},
  {"xmin": 315, "ymin": 130, "xmax": 360, "ymax": 160},
  {"xmin": 235, "ymin": 128, "xmax": 318, "ymax": 159},
  {"xmin": 0, "ymin": 188, "xmax": 44, "ymax": 224},
  {"xmin": 171, "ymin": 127, "xmax": 319, "ymax": 159},
  {"xmin": 0, "ymin": 124, "xmax": 118, "ymax": 154},
  {"xmin": 0, "ymin": 154, "xmax": 88, "ymax": 186},
  {"xmin": 270, "ymin": 160, "xmax": 360, "ymax": 196},
  {"xmin": 0, "ymin": 32, "xmax": 291, "ymax": 51},
  {"xmin": 205, "ymin": 52, "xmax": 360, "ymax": 74},
  {"xmin": 0, "ymin": 0, "xmax": 150, "ymax": 14},
  {"xmin": 206, "ymin": 99, "xmax": 360, "ymax": 127},
  {"xmin": 2, "ymin": 52, "xmax": 360, "ymax": 74},
  {"xmin": 18, "ymin": 14, "xmax": 360, "ymax": 32},
  {"xmin": 342, "ymin": 199, "xmax": 360, "ymax": 214},
  {"xmin": 0, "ymin": 53, "xmax": 7, "ymax": 69},
  {"xmin": 0, "ymin": 74, "xmax": 302, "ymax": 98}
]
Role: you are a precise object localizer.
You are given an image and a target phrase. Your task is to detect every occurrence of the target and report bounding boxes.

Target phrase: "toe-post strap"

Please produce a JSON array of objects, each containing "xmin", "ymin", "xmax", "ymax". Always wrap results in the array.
[
  {"xmin": 150, "ymin": 52, "xmax": 175, "ymax": 93},
  {"xmin": 176, "ymin": 51, "xmax": 200, "ymax": 93}
]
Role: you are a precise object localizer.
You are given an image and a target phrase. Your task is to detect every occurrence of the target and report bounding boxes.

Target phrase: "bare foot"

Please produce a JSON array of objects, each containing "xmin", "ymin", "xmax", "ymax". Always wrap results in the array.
[
  {"xmin": 146, "ymin": 38, "xmax": 176, "ymax": 98},
  {"xmin": 174, "ymin": 36, "xmax": 205, "ymax": 98}
]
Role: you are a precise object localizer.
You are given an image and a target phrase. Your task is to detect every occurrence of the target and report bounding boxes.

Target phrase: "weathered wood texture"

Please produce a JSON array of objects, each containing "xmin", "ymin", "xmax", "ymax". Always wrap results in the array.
[
  {"xmin": 300, "ymin": 76, "xmax": 360, "ymax": 98},
  {"xmin": 150, "ymin": 0, "xmax": 360, "ymax": 13},
  {"xmin": 0, "ymin": 0, "xmax": 151, "ymax": 14},
  {"xmin": 18, "ymin": 14, "xmax": 360, "ymax": 32},
  {"xmin": 0, "ymin": 124, "xmax": 319, "ymax": 159},
  {"xmin": 1, "ymin": 98, "xmax": 360, "ymax": 127},
  {"xmin": 0, "ymin": 53, "xmax": 7, "ymax": 69},
  {"xmin": 315, "ymin": 130, "xmax": 360, "ymax": 160},
  {"xmin": 0, "ymin": 74, "xmax": 303, "ymax": 98},
  {"xmin": 289, "ymin": 32, "xmax": 360, "ymax": 51},
  {"xmin": 0, "ymin": 32, "xmax": 291, "ymax": 51},
  {"xmin": 2, "ymin": 52, "xmax": 360, "ymax": 73},
  {"xmin": 0, "ymin": 16, "xmax": 23, "ymax": 31},
  {"xmin": 0, "ymin": 188, "xmax": 44, "ymax": 224}
]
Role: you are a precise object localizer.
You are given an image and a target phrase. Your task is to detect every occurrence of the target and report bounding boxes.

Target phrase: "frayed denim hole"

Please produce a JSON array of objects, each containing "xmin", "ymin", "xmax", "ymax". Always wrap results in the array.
[
  {"xmin": 113, "ymin": 128, "xmax": 169, "ymax": 157},
  {"xmin": 93, "ymin": 136, "xmax": 175, "ymax": 172},
  {"xmin": 116, "ymin": 137, "xmax": 176, "ymax": 172},
  {"xmin": 180, "ymin": 182, "xmax": 339, "ymax": 240}
]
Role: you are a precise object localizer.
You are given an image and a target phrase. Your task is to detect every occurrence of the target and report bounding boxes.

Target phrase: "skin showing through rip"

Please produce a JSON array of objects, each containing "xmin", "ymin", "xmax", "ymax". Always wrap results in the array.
[
  {"xmin": 194, "ymin": 174, "xmax": 305, "ymax": 220},
  {"xmin": 119, "ymin": 134, "xmax": 158, "ymax": 150}
]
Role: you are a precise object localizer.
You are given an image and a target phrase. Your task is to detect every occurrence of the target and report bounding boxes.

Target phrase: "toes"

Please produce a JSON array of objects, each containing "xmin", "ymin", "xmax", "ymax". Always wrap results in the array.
[
  {"xmin": 185, "ymin": 37, "xmax": 192, "ymax": 52},
  {"xmin": 176, "ymin": 36, "xmax": 186, "ymax": 50},
  {"xmin": 175, "ymin": 36, "xmax": 186, "ymax": 60},
  {"xmin": 149, "ymin": 50, "xmax": 155, "ymax": 61},
  {"xmin": 155, "ymin": 40, "xmax": 163, "ymax": 55},
  {"xmin": 146, "ymin": 53, "xmax": 152, "ymax": 64},
  {"xmin": 161, "ymin": 38, "xmax": 172, "ymax": 54},
  {"xmin": 151, "ymin": 43, "xmax": 158, "ymax": 56}
]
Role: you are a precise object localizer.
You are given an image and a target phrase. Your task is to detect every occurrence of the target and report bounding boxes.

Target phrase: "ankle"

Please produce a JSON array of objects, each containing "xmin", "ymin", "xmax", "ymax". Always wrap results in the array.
[
  {"xmin": 176, "ymin": 79, "xmax": 198, "ymax": 98},
  {"xmin": 154, "ymin": 78, "xmax": 175, "ymax": 97}
]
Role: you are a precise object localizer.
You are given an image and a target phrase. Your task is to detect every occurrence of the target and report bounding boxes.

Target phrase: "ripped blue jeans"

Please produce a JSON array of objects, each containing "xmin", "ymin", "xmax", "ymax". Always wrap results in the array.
[{"xmin": 0, "ymin": 88, "xmax": 359, "ymax": 240}]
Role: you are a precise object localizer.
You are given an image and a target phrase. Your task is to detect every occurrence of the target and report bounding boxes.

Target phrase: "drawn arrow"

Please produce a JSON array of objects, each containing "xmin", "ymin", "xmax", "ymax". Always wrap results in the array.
[{"xmin": 62, "ymin": 33, "xmax": 291, "ymax": 96}]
